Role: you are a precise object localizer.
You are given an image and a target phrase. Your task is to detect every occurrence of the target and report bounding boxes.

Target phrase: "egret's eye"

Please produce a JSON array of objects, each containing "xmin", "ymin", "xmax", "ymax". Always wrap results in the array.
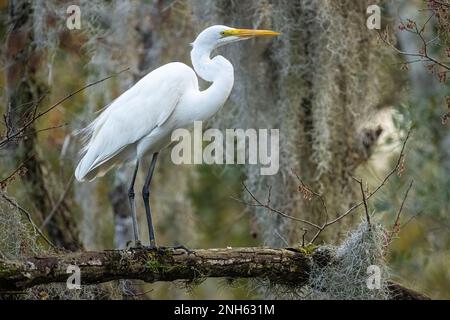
[{"xmin": 220, "ymin": 31, "xmax": 226, "ymax": 37}]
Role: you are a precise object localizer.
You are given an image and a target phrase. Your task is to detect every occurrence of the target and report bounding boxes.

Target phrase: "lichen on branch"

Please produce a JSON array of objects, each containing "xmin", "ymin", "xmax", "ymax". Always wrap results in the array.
[{"xmin": 0, "ymin": 245, "xmax": 429, "ymax": 300}]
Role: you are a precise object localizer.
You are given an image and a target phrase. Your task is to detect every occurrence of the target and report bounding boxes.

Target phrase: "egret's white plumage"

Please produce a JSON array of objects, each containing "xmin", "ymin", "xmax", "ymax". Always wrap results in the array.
[
  {"xmin": 75, "ymin": 25, "xmax": 279, "ymax": 182},
  {"xmin": 75, "ymin": 62, "xmax": 198, "ymax": 181},
  {"xmin": 74, "ymin": 25, "xmax": 279, "ymax": 246}
]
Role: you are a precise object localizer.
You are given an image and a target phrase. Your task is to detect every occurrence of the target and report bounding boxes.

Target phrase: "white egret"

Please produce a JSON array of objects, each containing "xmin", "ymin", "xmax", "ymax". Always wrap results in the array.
[{"xmin": 75, "ymin": 25, "xmax": 279, "ymax": 248}]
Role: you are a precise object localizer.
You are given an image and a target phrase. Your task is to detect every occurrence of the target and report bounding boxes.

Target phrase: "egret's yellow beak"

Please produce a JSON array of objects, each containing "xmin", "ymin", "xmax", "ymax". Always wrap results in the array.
[{"xmin": 222, "ymin": 29, "xmax": 280, "ymax": 38}]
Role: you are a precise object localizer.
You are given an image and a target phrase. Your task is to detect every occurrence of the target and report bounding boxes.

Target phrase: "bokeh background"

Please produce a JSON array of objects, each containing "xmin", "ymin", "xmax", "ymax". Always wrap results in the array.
[{"xmin": 0, "ymin": 0, "xmax": 448, "ymax": 299}]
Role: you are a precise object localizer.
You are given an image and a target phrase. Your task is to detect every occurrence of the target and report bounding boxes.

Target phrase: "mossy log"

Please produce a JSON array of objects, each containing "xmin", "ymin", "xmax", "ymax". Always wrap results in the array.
[{"xmin": 0, "ymin": 246, "xmax": 428, "ymax": 299}]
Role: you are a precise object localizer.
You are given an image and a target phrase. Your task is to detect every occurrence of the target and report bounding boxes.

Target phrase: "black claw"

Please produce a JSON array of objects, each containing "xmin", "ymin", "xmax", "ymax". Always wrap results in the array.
[
  {"xmin": 126, "ymin": 240, "xmax": 133, "ymax": 249},
  {"xmin": 172, "ymin": 245, "xmax": 195, "ymax": 255},
  {"xmin": 128, "ymin": 240, "xmax": 144, "ymax": 250},
  {"xmin": 158, "ymin": 245, "xmax": 195, "ymax": 255}
]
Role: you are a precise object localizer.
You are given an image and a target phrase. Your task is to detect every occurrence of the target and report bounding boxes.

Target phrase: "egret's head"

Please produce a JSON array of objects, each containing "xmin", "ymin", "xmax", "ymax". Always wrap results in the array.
[{"xmin": 192, "ymin": 25, "xmax": 280, "ymax": 51}]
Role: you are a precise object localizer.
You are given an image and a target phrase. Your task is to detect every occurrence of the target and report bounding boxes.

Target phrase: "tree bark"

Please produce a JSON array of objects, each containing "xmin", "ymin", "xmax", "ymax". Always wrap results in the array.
[
  {"xmin": 4, "ymin": 0, "xmax": 80, "ymax": 251},
  {"xmin": 0, "ymin": 246, "xmax": 429, "ymax": 300}
]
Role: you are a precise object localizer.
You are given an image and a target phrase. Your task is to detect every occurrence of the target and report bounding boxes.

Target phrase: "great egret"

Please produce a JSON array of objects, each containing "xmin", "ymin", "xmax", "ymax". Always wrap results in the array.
[{"xmin": 75, "ymin": 25, "xmax": 279, "ymax": 248}]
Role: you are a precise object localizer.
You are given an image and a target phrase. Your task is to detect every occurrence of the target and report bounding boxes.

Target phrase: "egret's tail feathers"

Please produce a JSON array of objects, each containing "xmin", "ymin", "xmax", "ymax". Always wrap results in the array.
[
  {"xmin": 74, "ymin": 126, "xmax": 100, "ymax": 181},
  {"xmin": 74, "ymin": 106, "xmax": 116, "ymax": 181},
  {"xmin": 75, "ymin": 150, "xmax": 111, "ymax": 181},
  {"xmin": 75, "ymin": 155, "xmax": 111, "ymax": 182},
  {"xmin": 75, "ymin": 154, "xmax": 97, "ymax": 182},
  {"xmin": 75, "ymin": 144, "xmax": 133, "ymax": 182},
  {"xmin": 75, "ymin": 164, "xmax": 107, "ymax": 182}
]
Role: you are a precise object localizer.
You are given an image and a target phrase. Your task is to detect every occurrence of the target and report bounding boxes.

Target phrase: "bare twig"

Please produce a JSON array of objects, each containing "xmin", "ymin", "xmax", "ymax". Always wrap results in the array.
[
  {"xmin": 8, "ymin": 123, "xmax": 68, "ymax": 142},
  {"xmin": 355, "ymin": 177, "xmax": 371, "ymax": 229},
  {"xmin": 292, "ymin": 169, "xmax": 328, "ymax": 222},
  {"xmin": 40, "ymin": 175, "xmax": 75, "ymax": 230},
  {"xmin": 308, "ymin": 129, "xmax": 411, "ymax": 244},
  {"xmin": 274, "ymin": 230, "xmax": 289, "ymax": 246},
  {"xmin": 0, "ymin": 68, "xmax": 130, "ymax": 149},
  {"xmin": 3, "ymin": 95, "xmax": 47, "ymax": 136},
  {"xmin": 241, "ymin": 183, "xmax": 321, "ymax": 230},
  {"xmin": 388, "ymin": 180, "xmax": 414, "ymax": 242},
  {"xmin": 0, "ymin": 155, "xmax": 34, "ymax": 187},
  {"xmin": 367, "ymin": 128, "xmax": 411, "ymax": 198},
  {"xmin": 240, "ymin": 128, "xmax": 412, "ymax": 246},
  {"xmin": 377, "ymin": 28, "xmax": 450, "ymax": 71},
  {"xmin": 301, "ymin": 229, "xmax": 308, "ymax": 247},
  {"xmin": 401, "ymin": 210, "xmax": 423, "ymax": 229},
  {"xmin": 31, "ymin": 94, "xmax": 46, "ymax": 123}
]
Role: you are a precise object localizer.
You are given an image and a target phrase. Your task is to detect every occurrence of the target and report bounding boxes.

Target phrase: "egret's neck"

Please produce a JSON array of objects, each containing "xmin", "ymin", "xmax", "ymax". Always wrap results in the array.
[
  {"xmin": 191, "ymin": 46, "xmax": 233, "ymax": 82},
  {"xmin": 190, "ymin": 46, "xmax": 234, "ymax": 121}
]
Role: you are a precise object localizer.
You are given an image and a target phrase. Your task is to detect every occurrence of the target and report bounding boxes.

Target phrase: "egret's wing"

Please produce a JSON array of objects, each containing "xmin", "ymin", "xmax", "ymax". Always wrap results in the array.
[
  {"xmin": 75, "ymin": 63, "xmax": 195, "ymax": 181},
  {"xmin": 156, "ymin": 94, "xmax": 179, "ymax": 127}
]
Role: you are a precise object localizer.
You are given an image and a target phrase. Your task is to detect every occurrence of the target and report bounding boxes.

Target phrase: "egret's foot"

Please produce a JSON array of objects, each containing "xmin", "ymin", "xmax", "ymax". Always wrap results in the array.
[
  {"xmin": 126, "ymin": 240, "xmax": 144, "ymax": 250},
  {"xmin": 135, "ymin": 240, "xmax": 144, "ymax": 248},
  {"xmin": 159, "ymin": 244, "xmax": 195, "ymax": 255},
  {"xmin": 149, "ymin": 240, "xmax": 156, "ymax": 250}
]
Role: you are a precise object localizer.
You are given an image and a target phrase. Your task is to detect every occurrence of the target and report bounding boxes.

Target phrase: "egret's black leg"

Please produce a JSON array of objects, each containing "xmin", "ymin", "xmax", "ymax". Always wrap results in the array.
[
  {"xmin": 142, "ymin": 153, "xmax": 159, "ymax": 248},
  {"xmin": 128, "ymin": 160, "xmax": 140, "ymax": 244}
]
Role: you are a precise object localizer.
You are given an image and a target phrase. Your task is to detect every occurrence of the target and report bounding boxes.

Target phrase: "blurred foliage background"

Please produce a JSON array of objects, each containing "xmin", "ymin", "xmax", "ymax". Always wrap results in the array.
[{"xmin": 0, "ymin": 0, "xmax": 448, "ymax": 299}]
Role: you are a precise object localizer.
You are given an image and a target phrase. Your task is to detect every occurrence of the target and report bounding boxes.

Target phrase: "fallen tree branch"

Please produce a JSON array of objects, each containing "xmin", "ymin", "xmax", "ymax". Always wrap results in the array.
[{"xmin": 0, "ymin": 247, "xmax": 429, "ymax": 299}]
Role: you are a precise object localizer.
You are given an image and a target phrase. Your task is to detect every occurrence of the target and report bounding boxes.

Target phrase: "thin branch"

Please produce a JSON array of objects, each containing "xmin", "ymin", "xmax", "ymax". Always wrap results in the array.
[
  {"xmin": 241, "ymin": 183, "xmax": 321, "ymax": 230},
  {"xmin": 292, "ymin": 169, "xmax": 329, "ymax": 222},
  {"xmin": 240, "ymin": 128, "xmax": 411, "ymax": 246},
  {"xmin": 301, "ymin": 229, "xmax": 308, "ymax": 247},
  {"xmin": 367, "ymin": 128, "xmax": 411, "ymax": 198},
  {"xmin": 0, "ymin": 155, "xmax": 34, "ymax": 187},
  {"xmin": 8, "ymin": 123, "xmax": 68, "ymax": 142},
  {"xmin": 308, "ymin": 128, "xmax": 412, "ymax": 244},
  {"xmin": 31, "ymin": 94, "xmax": 46, "ymax": 122},
  {"xmin": 393, "ymin": 180, "xmax": 414, "ymax": 228},
  {"xmin": 356, "ymin": 177, "xmax": 371, "ymax": 229},
  {"xmin": 401, "ymin": 210, "xmax": 423, "ymax": 229},
  {"xmin": 0, "ymin": 68, "xmax": 130, "ymax": 148},
  {"xmin": 392, "ymin": 59, "xmax": 423, "ymax": 66},
  {"xmin": 40, "ymin": 175, "xmax": 75, "ymax": 230},
  {"xmin": 388, "ymin": 180, "xmax": 414, "ymax": 243},
  {"xmin": 377, "ymin": 29, "xmax": 450, "ymax": 71},
  {"xmin": 419, "ymin": 13, "xmax": 435, "ymax": 34}
]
